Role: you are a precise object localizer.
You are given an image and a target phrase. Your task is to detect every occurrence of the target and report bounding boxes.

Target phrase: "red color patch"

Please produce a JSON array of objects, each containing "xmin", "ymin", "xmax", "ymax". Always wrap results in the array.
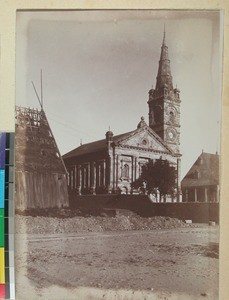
[{"xmin": 0, "ymin": 284, "xmax": 5, "ymax": 299}]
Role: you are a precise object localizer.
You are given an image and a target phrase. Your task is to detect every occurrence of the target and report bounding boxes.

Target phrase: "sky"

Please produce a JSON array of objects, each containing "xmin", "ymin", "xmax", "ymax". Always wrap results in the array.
[{"xmin": 16, "ymin": 10, "xmax": 223, "ymax": 179}]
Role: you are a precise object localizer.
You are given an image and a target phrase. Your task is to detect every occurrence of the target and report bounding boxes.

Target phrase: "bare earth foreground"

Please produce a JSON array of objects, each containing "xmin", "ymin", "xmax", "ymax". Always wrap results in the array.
[{"xmin": 15, "ymin": 215, "xmax": 219, "ymax": 300}]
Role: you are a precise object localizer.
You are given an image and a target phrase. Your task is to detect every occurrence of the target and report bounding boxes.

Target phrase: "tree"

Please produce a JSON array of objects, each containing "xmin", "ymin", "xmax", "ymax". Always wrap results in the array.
[{"xmin": 132, "ymin": 158, "xmax": 176, "ymax": 200}]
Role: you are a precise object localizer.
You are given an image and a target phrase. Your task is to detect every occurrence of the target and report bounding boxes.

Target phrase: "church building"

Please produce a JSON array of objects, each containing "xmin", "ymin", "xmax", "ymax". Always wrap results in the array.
[{"xmin": 63, "ymin": 31, "xmax": 182, "ymax": 200}]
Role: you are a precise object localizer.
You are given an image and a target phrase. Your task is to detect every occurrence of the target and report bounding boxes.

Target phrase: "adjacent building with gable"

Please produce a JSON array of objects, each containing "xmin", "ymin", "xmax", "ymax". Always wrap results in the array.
[{"xmin": 181, "ymin": 152, "xmax": 219, "ymax": 202}]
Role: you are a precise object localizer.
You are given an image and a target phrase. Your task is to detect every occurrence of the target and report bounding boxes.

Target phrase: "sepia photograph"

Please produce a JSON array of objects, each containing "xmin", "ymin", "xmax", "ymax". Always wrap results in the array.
[{"xmin": 14, "ymin": 10, "xmax": 222, "ymax": 300}]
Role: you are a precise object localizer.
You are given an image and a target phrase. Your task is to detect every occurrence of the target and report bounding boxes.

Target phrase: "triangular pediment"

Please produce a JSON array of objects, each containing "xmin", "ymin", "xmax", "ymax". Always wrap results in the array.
[{"xmin": 114, "ymin": 126, "xmax": 173, "ymax": 154}]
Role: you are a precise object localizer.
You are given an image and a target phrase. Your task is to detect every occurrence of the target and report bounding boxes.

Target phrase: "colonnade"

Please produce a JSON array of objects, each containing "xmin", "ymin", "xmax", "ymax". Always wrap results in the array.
[
  {"xmin": 183, "ymin": 185, "xmax": 219, "ymax": 202},
  {"xmin": 68, "ymin": 155, "xmax": 182, "ymax": 197},
  {"xmin": 67, "ymin": 154, "xmax": 147, "ymax": 195}
]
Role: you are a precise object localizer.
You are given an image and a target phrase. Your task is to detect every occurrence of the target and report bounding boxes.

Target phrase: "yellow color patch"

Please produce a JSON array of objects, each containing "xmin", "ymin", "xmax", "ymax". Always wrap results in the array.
[{"xmin": 0, "ymin": 248, "xmax": 5, "ymax": 284}]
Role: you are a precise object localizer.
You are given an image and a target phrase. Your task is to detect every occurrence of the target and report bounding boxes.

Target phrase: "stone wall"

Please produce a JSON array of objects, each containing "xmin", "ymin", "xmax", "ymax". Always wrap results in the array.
[{"xmin": 70, "ymin": 195, "xmax": 219, "ymax": 223}]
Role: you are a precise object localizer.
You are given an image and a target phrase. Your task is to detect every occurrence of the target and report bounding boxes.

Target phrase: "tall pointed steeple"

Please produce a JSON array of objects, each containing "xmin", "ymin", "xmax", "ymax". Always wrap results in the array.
[
  {"xmin": 155, "ymin": 27, "xmax": 173, "ymax": 91},
  {"xmin": 148, "ymin": 29, "xmax": 181, "ymax": 155}
]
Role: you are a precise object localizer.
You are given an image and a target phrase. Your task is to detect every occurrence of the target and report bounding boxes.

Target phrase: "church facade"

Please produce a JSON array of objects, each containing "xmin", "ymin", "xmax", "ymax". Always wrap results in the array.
[{"xmin": 63, "ymin": 31, "xmax": 182, "ymax": 200}]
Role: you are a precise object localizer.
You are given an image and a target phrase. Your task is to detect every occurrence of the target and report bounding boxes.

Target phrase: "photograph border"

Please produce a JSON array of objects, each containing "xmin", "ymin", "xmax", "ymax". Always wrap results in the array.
[{"xmin": 0, "ymin": 1, "xmax": 228, "ymax": 299}]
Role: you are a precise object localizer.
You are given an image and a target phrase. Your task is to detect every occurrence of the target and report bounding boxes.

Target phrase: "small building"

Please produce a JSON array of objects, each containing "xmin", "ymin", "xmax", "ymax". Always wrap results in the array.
[
  {"xmin": 15, "ymin": 106, "xmax": 69, "ymax": 210},
  {"xmin": 181, "ymin": 152, "xmax": 219, "ymax": 202}
]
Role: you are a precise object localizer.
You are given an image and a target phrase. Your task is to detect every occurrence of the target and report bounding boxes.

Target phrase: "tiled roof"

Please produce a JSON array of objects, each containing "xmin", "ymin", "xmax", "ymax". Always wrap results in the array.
[
  {"xmin": 63, "ymin": 123, "xmax": 176, "ymax": 160},
  {"xmin": 63, "ymin": 131, "xmax": 134, "ymax": 159},
  {"xmin": 181, "ymin": 152, "xmax": 219, "ymax": 188}
]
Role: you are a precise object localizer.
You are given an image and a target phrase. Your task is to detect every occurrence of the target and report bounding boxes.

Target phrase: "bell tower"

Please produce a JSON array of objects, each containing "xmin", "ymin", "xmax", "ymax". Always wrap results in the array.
[{"xmin": 148, "ymin": 29, "xmax": 181, "ymax": 154}]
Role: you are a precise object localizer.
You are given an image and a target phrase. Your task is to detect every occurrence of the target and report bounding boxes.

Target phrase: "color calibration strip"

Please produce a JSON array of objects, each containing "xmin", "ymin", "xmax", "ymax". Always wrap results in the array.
[{"xmin": 0, "ymin": 133, "xmax": 15, "ymax": 300}]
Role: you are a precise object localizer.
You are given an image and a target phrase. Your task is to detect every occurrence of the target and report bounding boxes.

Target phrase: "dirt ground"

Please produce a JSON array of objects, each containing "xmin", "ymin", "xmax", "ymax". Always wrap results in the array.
[{"xmin": 15, "ymin": 219, "xmax": 219, "ymax": 300}]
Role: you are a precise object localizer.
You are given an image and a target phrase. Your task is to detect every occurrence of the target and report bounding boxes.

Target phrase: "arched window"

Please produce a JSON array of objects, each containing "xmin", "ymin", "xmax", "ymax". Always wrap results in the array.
[
  {"xmin": 122, "ymin": 164, "xmax": 129, "ymax": 179},
  {"xmin": 169, "ymin": 111, "xmax": 175, "ymax": 123}
]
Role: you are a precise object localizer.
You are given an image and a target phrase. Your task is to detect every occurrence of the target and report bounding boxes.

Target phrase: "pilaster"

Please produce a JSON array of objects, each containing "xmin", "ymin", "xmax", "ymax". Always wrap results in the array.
[{"xmin": 135, "ymin": 156, "xmax": 139, "ymax": 180}]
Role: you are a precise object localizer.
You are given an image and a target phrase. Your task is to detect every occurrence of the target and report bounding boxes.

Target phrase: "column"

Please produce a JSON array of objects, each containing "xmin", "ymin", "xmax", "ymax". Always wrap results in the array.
[
  {"xmin": 107, "ymin": 154, "xmax": 113, "ymax": 193},
  {"xmin": 87, "ymin": 162, "xmax": 90, "ymax": 189},
  {"xmin": 97, "ymin": 164, "xmax": 100, "ymax": 187},
  {"xmin": 77, "ymin": 164, "xmax": 82, "ymax": 195},
  {"xmin": 194, "ymin": 188, "xmax": 198, "ymax": 202},
  {"xmin": 113, "ymin": 154, "xmax": 116, "ymax": 192},
  {"xmin": 156, "ymin": 188, "xmax": 160, "ymax": 202},
  {"xmin": 81, "ymin": 166, "xmax": 84, "ymax": 189},
  {"xmin": 185, "ymin": 189, "xmax": 189, "ymax": 202},
  {"xmin": 74, "ymin": 165, "xmax": 77, "ymax": 190},
  {"xmin": 90, "ymin": 162, "xmax": 96, "ymax": 195},
  {"xmin": 112, "ymin": 154, "xmax": 115, "ymax": 190},
  {"xmin": 131, "ymin": 156, "xmax": 135, "ymax": 193},
  {"xmin": 204, "ymin": 187, "xmax": 208, "ymax": 202},
  {"xmin": 131, "ymin": 156, "xmax": 134, "ymax": 182},
  {"xmin": 72, "ymin": 167, "xmax": 75, "ymax": 189},
  {"xmin": 116, "ymin": 155, "xmax": 120, "ymax": 189},
  {"xmin": 67, "ymin": 170, "xmax": 70, "ymax": 188},
  {"xmin": 129, "ymin": 161, "xmax": 132, "ymax": 182},
  {"xmin": 71, "ymin": 170, "xmax": 74, "ymax": 190},
  {"xmin": 135, "ymin": 156, "xmax": 139, "ymax": 180}
]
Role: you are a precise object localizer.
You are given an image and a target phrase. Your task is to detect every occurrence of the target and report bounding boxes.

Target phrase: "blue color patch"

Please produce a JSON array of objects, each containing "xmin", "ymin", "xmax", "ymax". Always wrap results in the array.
[{"xmin": 0, "ymin": 170, "xmax": 5, "ymax": 208}]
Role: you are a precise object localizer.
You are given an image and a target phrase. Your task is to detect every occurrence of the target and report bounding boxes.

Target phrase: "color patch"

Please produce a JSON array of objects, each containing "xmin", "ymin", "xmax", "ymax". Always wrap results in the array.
[
  {"xmin": 0, "ymin": 210, "xmax": 4, "ymax": 247},
  {"xmin": 0, "ymin": 171, "xmax": 4, "ymax": 209},
  {"xmin": 0, "ymin": 133, "xmax": 6, "ymax": 170},
  {"xmin": 0, "ymin": 284, "xmax": 5, "ymax": 299},
  {"xmin": 0, "ymin": 133, "xmax": 15, "ymax": 299},
  {"xmin": 0, "ymin": 248, "xmax": 5, "ymax": 284}
]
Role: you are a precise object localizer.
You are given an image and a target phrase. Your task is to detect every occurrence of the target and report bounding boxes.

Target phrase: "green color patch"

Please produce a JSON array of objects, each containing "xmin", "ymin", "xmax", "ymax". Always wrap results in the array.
[{"xmin": 0, "ymin": 209, "xmax": 4, "ymax": 247}]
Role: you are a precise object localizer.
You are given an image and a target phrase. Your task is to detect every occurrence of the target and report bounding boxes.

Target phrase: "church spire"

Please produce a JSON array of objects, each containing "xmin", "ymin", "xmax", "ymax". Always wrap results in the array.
[
  {"xmin": 155, "ymin": 28, "xmax": 173, "ymax": 91},
  {"xmin": 148, "ymin": 29, "xmax": 181, "ymax": 154},
  {"xmin": 162, "ymin": 23, "xmax": 166, "ymax": 46}
]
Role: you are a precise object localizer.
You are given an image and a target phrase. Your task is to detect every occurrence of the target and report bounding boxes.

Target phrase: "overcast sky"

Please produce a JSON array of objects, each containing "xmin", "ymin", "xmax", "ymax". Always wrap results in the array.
[{"xmin": 16, "ymin": 10, "xmax": 223, "ymax": 179}]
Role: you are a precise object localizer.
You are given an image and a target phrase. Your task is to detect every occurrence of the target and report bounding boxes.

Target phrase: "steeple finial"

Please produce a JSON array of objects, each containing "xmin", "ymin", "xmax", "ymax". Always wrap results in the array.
[{"xmin": 162, "ymin": 23, "xmax": 166, "ymax": 46}]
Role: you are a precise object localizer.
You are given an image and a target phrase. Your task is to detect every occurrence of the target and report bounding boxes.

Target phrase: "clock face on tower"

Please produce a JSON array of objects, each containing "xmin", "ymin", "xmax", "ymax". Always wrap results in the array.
[{"xmin": 166, "ymin": 127, "xmax": 177, "ymax": 142}]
